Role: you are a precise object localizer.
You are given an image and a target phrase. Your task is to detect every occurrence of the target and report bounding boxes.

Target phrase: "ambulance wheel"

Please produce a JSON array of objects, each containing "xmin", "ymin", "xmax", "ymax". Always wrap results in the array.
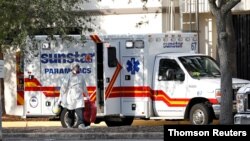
[
  {"xmin": 105, "ymin": 117, "xmax": 134, "ymax": 127},
  {"xmin": 60, "ymin": 109, "xmax": 80, "ymax": 128},
  {"xmin": 189, "ymin": 103, "xmax": 213, "ymax": 125},
  {"xmin": 122, "ymin": 117, "xmax": 134, "ymax": 126}
]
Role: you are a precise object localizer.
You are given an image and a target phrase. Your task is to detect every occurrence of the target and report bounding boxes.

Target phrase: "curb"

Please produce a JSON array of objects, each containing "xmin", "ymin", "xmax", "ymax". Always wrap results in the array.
[
  {"xmin": 3, "ymin": 132, "xmax": 163, "ymax": 140},
  {"xmin": 2, "ymin": 121, "xmax": 61, "ymax": 128},
  {"xmin": 2, "ymin": 121, "xmax": 107, "ymax": 128}
]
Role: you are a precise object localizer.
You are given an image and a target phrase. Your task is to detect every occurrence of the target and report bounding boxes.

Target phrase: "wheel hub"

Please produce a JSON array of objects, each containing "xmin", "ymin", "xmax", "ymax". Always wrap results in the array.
[
  {"xmin": 64, "ymin": 111, "xmax": 78, "ymax": 127},
  {"xmin": 193, "ymin": 109, "xmax": 205, "ymax": 125}
]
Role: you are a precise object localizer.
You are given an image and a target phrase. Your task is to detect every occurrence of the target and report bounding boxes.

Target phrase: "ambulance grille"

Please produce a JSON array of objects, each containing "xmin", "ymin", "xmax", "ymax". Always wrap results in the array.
[{"xmin": 233, "ymin": 88, "xmax": 239, "ymax": 101}]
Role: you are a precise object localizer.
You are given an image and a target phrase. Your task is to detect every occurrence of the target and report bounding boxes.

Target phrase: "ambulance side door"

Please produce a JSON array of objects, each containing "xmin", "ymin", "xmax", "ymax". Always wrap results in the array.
[
  {"xmin": 153, "ymin": 57, "xmax": 187, "ymax": 118},
  {"xmin": 121, "ymin": 56, "xmax": 145, "ymax": 116}
]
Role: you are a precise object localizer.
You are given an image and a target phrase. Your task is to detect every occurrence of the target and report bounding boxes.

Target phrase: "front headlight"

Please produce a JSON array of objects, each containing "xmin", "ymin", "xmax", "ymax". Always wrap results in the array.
[{"xmin": 236, "ymin": 93, "xmax": 245, "ymax": 113}]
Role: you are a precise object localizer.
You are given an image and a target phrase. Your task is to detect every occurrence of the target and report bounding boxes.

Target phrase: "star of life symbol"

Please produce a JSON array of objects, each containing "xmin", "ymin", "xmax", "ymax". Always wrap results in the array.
[{"xmin": 126, "ymin": 58, "xmax": 140, "ymax": 75}]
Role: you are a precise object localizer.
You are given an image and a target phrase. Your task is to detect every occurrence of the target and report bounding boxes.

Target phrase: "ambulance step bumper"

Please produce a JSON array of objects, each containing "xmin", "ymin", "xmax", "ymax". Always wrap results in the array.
[{"xmin": 234, "ymin": 114, "xmax": 250, "ymax": 124}]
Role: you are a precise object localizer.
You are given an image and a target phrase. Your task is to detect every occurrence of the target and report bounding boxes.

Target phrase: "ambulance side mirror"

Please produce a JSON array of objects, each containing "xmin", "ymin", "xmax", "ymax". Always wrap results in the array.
[{"xmin": 108, "ymin": 47, "xmax": 117, "ymax": 67}]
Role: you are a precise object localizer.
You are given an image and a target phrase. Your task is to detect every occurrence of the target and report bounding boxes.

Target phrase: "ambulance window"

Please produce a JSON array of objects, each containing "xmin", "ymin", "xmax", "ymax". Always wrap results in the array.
[
  {"xmin": 158, "ymin": 59, "xmax": 184, "ymax": 81},
  {"xmin": 108, "ymin": 47, "xmax": 117, "ymax": 67}
]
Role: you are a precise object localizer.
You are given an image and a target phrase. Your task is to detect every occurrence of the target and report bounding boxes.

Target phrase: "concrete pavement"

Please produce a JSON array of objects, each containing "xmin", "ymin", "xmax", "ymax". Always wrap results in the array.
[
  {"xmin": 2, "ymin": 120, "xmax": 219, "ymax": 140},
  {"xmin": 3, "ymin": 125, "xmax": 164, "ymax": 140}
]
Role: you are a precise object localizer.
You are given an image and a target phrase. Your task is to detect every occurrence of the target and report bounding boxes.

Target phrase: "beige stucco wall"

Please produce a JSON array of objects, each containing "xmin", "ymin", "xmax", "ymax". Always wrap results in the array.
[
  {"xmin": 198, "ymin": 13, "xmax": 217, "ymax": 59},
  {"xmin": 4, "ymin": 48, "xmax": 23, "ymax": 116}
]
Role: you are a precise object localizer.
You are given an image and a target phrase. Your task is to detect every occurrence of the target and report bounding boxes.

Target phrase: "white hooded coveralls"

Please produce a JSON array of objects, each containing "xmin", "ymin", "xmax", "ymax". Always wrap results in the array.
[{"xmin": 58, "ymin": 73, "xmax": 89, "ymax": 110}]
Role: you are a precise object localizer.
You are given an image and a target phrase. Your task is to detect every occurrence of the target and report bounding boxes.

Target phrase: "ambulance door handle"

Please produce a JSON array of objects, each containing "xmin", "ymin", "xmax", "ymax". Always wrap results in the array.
[
  {"xmin": 125, "ymin": 75, "xmax": 130, "ymax": 80},
  {"xmin": 45, "ymin": 101, "xmax": 51, "ymax": 107},
  {"xmin": 106, "ymin": 77, "xmax": 110, "ymax": 83}
]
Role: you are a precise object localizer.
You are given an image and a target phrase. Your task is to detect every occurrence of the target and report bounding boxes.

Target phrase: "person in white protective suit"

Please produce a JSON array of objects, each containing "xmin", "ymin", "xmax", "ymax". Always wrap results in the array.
[{"xmin": 58, "ymin": 63, "xmax": 89, "ymax": 129}]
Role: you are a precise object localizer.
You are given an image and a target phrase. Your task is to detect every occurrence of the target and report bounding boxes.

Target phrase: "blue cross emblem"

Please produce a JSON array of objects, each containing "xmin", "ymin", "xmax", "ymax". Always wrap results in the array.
[{"xmin": 126, "ymin": 58, "xmax": 140, "ymax": 75}]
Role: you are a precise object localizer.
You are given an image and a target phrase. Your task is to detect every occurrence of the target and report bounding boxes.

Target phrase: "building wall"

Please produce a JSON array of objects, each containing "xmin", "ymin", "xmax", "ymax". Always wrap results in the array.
[
  {"xmin": 4, "ymin": 48, "xmax": 23, "ymax": 116},
  {"xmin": 88, "ymin": 13, "xmax": 163, "ymax": 35},
  {"xmin": 199, "ymin": 13, "xmax": 217, "ymax": 59},
  {"xmin": 75, "ymin": 0, "xmax": 188, "ymax": 34},
  {"xmin": 232, "ymin": 0, "xmax": 250, "ymax": 12},
  {"xmin": 79, "ymin": 0, "xmax": 163, "ymax": 11}
]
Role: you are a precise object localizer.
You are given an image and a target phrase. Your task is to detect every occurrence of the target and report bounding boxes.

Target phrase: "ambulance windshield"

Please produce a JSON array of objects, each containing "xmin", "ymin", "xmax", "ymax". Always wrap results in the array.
[{"xmin": 179, "ymin": 56, "xmax": 221, "ymax": 78}]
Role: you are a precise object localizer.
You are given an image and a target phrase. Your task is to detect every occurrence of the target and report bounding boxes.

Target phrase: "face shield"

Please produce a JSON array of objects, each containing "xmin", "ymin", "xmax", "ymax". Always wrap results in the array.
[{"xmin": 71, "ymin": 63, "xmax": 80, "ymax": 74}]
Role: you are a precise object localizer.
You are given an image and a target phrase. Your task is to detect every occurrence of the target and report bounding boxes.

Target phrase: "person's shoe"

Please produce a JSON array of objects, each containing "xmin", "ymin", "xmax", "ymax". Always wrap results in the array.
[
  {"xmin": 85, "ymin": 126, "xmax": 91, "ymax": 129},
  {"xmin": 78, "ymin": 124, "xmax": 85, "ymax": 129}
]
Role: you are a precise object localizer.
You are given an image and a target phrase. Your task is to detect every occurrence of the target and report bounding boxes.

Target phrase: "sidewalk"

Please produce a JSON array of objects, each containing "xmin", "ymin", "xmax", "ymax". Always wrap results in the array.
[{"xmin": 3, "ymin": 119, "xmax": 194, "ymax": 128}]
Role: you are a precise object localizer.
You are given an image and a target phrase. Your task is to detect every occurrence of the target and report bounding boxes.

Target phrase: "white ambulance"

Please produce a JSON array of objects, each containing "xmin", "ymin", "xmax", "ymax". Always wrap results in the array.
[{"xmin": 15, "ymin": 32, "xmax": 250, "ymax": 126}]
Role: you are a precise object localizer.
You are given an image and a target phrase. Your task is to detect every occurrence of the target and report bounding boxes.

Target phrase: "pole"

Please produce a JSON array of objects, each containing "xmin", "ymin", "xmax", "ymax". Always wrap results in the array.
[
  {"xmin": 196, "ymin": 0, "xmax": 200, "ymax": 52},
  {"xmin": 0, "ymin": 52, "xmax": 3, "ymax": 141}
]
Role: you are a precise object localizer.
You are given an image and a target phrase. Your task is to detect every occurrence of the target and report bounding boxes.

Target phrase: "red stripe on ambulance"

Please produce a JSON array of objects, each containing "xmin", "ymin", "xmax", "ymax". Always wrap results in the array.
[
  {"xmin": 90, "ymin": 35, "xmax": 102, "ymax": 43},
  {"xmin": 105, "ymin": 63, "xmax": 122, "ymax": 99}
]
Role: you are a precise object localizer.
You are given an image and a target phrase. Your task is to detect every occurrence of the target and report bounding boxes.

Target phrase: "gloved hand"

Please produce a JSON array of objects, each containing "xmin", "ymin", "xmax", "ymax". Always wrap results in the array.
[
  {"xmin": 83, "ymin": 93, "xmax": 90, "ymax": 100},
  {"xmin": 57, "ymin": 100, "xmax": 62, "ymax": 105}
]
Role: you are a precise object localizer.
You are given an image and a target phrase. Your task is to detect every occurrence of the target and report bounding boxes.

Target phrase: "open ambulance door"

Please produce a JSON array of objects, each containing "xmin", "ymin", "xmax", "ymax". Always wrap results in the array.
[
  {"xmin": 102, "ymin": 41, "xmax": 136, "ymax": 126},
  {"xmin": 102, "ymin": 42, "xmax": 121, "ymax": 115},
  {"xmin": 23, "ymin": 43, "xmax": 42, "ymax": 116}
]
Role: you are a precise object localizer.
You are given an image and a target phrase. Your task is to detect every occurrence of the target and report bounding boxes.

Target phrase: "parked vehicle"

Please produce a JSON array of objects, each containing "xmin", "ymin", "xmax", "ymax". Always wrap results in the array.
[
  {"xmin": 234, "ymin": 83, "xmax": 250, "ymax": 124},
  {"xmin": 12, "ymin": 32, "xmax": 250, "ymax": 126}
]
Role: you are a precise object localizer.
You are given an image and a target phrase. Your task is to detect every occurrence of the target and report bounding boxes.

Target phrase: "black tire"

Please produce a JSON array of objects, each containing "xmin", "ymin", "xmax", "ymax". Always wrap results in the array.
[
  {"xmin": 189, "ymin": 103, "xmax": 213, "ymax": 125},
  {"xmin": 94, "ymin": 117, "xmax": 103, "ymax": 124},
  {"xmin": 105, "ymin": 117, "xmax": 134, "ymax": 127},
  {"xmin": 122, "ymin": 117, "xmax": 134, "ymax": 126},
  {"xmin": 60, "ymin": 108, "xmax": 80, "ymax": 128}
]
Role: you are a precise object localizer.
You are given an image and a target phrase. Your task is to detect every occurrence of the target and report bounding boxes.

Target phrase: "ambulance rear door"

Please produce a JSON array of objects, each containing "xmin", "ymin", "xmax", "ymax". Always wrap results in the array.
[
  {"xmin": 24, "ymin": 39, "xmax": 42, "ymax": 116},
  {"xmin": 103, "ymin": 41, "xmax": 121, "ymax": 115}
]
